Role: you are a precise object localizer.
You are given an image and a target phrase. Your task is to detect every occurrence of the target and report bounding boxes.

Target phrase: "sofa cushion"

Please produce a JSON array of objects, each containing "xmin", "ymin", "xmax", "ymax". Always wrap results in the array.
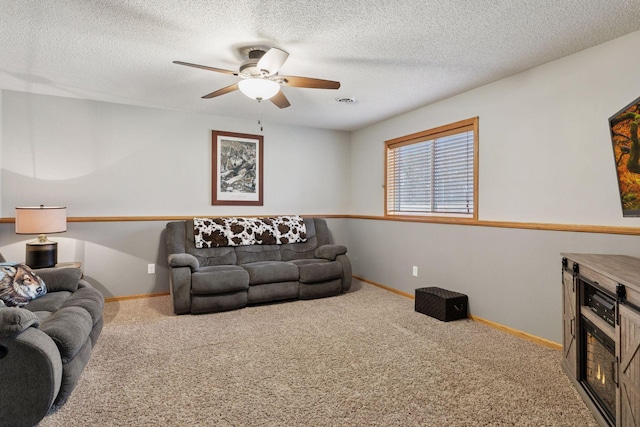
[
  {"xmin": 191, "ymin": 291, "xmax": 247, "ymax": 314},
  {"xmin": 191, "ymin": 266, "xmax": 249, "ymax": 295},
  {"xmin": 53, "ymin": 337, "xmax": 93, "ymax": 407},
  {"xmin": 236, "ymin": 245, "xmax": 281, "ymax": 264},
  {"xmin": 295, "ymin": 260, "xmax": 343, "ymax": 284},
  {"xmin": 60, "ymin": 287, "xmax": 105, "ymax": 326},
  {"xmin": 188, "ymin": 247, "xmax": 237, "ymax": 267},
  {"xmin": 0, "ymin": 263, "xmax": 47, "ymax": 307},
  {"xmin": 39, "ymin": 306, "xmax": 93, "ymax": 363},
  {"xmin": 24, "ymin": 291, "xmax": 72, "ymax": 318},
  {"xmin": 248, "ymin": 281, "xmax": 299, "ymax": 304},
  {"xmin": 280, "ymin": 236, "xmax": 319, "ymax": 261},
  {"xmin": 299, "ymin": 279, "xmax": 342, "ymax": 299},
  {"xmin": 242, "ymin": 261, "xmax": 299, "ymax": 286}
]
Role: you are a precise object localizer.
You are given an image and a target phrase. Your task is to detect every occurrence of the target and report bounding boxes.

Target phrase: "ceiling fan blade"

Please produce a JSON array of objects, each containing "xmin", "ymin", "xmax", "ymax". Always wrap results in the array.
[
  {"xmin": 257, "ymin": 48, "xmax": 289, "ymax": 76},
  {"xmin": 279, "ymin": 76, "xmax": 340, "ymax": 89},
  {"xmin": 202, "ymin": 83, "xmax": 239, "ymax": 99},
  {"xmin": 270, "ymin": 90, "xmax": 291, "ymax": 109},
  {"xmin": 173, "ymin": 61, "xmax": 237, "ymax": 76}
]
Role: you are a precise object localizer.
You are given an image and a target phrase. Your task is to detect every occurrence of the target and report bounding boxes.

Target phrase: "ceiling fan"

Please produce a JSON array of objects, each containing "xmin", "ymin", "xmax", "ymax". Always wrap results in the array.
[{"xmin": 174, "ymin": 47, "xmax": 340, "ymax": 109}]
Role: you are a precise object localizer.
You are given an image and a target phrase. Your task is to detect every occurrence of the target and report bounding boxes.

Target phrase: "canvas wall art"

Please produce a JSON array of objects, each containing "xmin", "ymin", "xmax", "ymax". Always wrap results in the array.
[{"xmin": 609, "ymin": 96, "xmax": 640, "ymax": 217}]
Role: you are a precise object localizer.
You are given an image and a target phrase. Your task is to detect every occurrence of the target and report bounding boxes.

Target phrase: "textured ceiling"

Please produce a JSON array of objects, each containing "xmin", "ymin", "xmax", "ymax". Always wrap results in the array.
[{"xmin": 2, "ymin": 1, "xmax": 640, "ymax": 131}]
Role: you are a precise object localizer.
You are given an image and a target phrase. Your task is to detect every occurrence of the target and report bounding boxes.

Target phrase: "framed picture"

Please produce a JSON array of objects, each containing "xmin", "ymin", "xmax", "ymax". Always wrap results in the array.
[
  {"xmin": 212, "ymin": 130, "xmax": 264, "ymax": 206},
  {"xmin": 609, "ymin": 96, "xmax": 640, "ymax": 217}
]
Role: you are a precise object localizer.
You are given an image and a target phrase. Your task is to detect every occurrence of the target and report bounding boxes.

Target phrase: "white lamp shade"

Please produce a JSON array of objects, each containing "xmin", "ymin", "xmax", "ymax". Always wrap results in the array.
[
  {"xmin": 238, "ymin": 78, "xmax": 280, "ymax": 100},
  {"xmin": 15, "ymin": 206, "xmax": 67, "ymax": 234}
]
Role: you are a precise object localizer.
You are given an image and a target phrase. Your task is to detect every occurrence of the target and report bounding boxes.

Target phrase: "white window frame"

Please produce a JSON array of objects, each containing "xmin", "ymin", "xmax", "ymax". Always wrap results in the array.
[{"xmin": 385, "ymin": 117, "xmax": 478, "ymax": 220}]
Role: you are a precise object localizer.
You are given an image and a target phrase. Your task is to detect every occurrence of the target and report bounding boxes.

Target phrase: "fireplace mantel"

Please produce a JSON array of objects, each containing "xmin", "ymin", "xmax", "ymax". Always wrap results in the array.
[{"xmin": 561, "ymin": 253, "xmax": 640, "ymax": 427}]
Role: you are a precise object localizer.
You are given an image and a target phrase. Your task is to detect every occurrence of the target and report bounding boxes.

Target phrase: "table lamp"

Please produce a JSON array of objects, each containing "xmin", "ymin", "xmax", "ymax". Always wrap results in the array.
[{"xmin": 15, "ymin": 205, "xmax": 67, "ymax": 268}]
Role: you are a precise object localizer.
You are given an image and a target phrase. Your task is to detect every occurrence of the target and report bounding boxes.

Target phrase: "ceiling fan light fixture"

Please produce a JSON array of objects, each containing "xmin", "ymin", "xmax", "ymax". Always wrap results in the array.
[{"xmin": 238, "ymin": 78, "xmax": 280, "ymax": 101}]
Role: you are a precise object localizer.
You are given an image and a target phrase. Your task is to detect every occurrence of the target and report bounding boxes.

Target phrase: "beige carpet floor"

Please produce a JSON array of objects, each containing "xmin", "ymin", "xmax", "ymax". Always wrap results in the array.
[{"xmin": 39, "ymin": 280, "xmax": 597, "ymax": 426}]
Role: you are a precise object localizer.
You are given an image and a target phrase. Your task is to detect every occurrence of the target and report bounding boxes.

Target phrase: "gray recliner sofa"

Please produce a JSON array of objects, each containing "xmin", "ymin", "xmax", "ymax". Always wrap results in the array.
[
  {"xmin": 0, "ymin": 254, "xmax": 104, "ymax": 427},
  {"xmin": 166, "ymin": 217, "xmax": 352, "ymax": 314}
]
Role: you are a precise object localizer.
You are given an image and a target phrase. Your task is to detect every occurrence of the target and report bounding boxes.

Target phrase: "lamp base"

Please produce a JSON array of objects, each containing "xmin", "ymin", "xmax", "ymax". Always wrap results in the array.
[{"xmin": 25, "ymin": 241, "xmax": 57, "ymax": 269}]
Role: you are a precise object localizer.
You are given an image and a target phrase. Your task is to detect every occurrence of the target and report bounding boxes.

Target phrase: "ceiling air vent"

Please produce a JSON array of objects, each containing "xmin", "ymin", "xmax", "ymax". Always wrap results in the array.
[{"xmin": 335, "ymin": 97, "xmax": 358, "ymax": 104}]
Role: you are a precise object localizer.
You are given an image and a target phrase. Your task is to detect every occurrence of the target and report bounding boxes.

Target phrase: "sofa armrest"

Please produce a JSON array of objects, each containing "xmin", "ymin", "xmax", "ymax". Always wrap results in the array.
[
  {"xmin": 0, "ymin": 308, "xmax": 40, "ymax": 338},
  {"xmin": 168, "ymin": 253, "xmax": 199, "ymax": 271},
  {"xmin": 336, "ymin": 254, "xmax": 352, "ymax": 292},
  {"xmin": 169, "ymin": 267, "xmax": 192, "ymax": 314},
  {"xmin": 0, "ymin": 320, "xmax": 63, "ymax": 426},
  {"xmin": 315, "ymin": 245, "xmax": 347, "ymax": 261},
  {"xmin": 168, "ymin": 254, "xmax": 198, "ymax": 314}
]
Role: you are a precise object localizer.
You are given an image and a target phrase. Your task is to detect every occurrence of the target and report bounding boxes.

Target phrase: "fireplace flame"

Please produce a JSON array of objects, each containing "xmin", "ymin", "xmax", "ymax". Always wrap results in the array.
[{"xmin": 596, "ymin": 364, "xmax": 606, "ymax": 385}]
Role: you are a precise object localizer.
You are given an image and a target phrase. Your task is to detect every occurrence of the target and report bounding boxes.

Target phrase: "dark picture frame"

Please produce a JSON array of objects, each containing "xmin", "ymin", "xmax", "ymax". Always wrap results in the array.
[
  {"xmin": 212, "ymin": 130, "xmax": 263, "ymax": 206},
  {"xmin": 609, "ymin": 96, "xmax": 640, "ymax": 217}
]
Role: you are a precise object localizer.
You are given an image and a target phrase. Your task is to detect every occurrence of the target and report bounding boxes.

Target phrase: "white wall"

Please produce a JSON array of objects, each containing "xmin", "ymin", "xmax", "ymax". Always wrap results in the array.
[
  {"xmin": 1, "ymin": 91, "xmax": 350, "ymax": 217},
  {"xmin": 0, "ymin": 92, "xmax": 351, "ymax": 297},
  {"xmin": 348, "ymin": 30, "xmax": 640, "ymax": 343}
]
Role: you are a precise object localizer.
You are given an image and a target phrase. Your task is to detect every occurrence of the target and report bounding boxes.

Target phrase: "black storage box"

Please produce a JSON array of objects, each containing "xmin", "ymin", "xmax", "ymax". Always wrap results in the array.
[{"xmin": 415, "ymin": 287, "xmax": 468, "ymax": 322}]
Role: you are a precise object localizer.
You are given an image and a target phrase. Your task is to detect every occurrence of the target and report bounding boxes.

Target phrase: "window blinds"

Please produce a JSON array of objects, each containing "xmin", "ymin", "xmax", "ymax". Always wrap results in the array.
[{"xmin": 386, "ymin": 124, "xmax": 475, "ymax": 216}]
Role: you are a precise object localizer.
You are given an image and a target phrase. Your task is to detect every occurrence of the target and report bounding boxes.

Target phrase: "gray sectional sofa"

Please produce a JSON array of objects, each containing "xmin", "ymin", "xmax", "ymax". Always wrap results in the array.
[
  {"xmin": 0, "ymin": 256, "xmax": 104, "ymax": 427},
  {"xmin": 166, "ymin": 217, "xmax": 351, "ymax": 314}
]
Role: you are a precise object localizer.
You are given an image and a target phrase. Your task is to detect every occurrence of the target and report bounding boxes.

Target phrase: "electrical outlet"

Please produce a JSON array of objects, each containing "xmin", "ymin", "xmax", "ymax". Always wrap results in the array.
[
  {"xmin": 412, "ymin": 266, "xmax": 418, "ymax": 277},
  {"xmin": 147, "ymin": 264, "xmax": 155, "ymax": 274}
]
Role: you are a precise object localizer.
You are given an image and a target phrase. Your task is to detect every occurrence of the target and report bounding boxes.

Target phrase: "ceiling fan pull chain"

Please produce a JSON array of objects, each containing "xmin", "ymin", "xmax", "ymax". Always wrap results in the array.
[{"xmin": 257, "ymin": 100, "xmax": 264, "ymax": 132}]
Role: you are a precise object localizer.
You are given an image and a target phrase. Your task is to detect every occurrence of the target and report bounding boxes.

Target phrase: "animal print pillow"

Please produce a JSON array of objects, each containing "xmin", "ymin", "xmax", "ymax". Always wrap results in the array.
[{"xmin": 0, "ymin": 263, "xmax": 47, "ymax": 307}]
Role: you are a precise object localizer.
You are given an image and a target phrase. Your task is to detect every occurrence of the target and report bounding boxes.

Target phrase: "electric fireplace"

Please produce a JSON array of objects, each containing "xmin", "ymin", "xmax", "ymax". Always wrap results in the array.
[
  {"xmin": 562, "ymin": 254, "xmax": 640, "ymax": 427},
  {"xmin": 581, "ymin": 316, "xmax": 616, "ymax": 426}
]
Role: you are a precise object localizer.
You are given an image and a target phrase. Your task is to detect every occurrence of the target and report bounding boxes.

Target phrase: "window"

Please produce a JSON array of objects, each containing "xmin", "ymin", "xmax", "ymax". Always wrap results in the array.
[{"xmin": 385, "ymin": 117, "xmax": 478, "ymax": 219}]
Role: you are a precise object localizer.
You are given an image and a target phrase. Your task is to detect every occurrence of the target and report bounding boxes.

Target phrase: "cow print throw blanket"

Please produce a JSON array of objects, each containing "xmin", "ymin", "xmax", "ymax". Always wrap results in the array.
[{"xmin": 194, "ymin": 216, "xmax": 307, "ymax": 248}]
